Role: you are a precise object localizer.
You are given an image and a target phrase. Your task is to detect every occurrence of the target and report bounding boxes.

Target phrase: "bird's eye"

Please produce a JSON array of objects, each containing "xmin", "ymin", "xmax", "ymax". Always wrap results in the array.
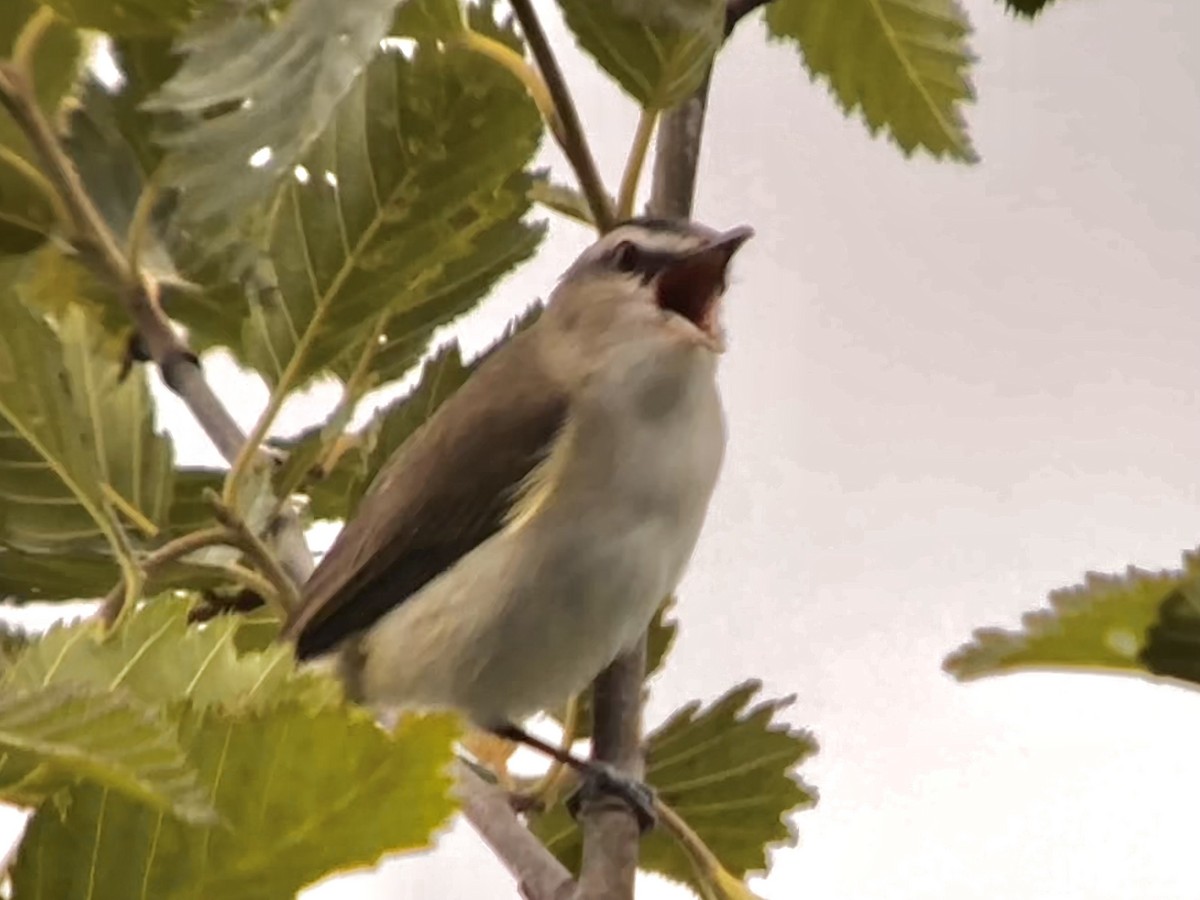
[{"xmin": 613, "ymin": 241, "xmax": 640, "ymax": 272}]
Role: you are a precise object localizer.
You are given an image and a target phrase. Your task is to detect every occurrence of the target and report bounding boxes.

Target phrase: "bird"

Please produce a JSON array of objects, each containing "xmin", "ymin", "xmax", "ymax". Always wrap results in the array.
[{"xmin": 282, "ymin": 216, "xmax": 753, "ymax": 824}]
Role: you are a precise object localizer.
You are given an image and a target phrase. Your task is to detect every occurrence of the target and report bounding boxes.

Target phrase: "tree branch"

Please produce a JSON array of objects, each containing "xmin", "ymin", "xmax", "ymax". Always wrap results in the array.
[
  {"xmin": 454, "ymin": 761, "xmax": 575, "ymax": 900},
  {"xmin": 576, "ymin": 642, "xmax": 647, "ymax": 900},
  {"xmin": 573, "ymin": 1, "xmax": 758, "ymax": 889},
  {"xmin": 508, "ymin": 0, "xmax": 615, "ymax": 231},
  {"xmin": 0, "ymin": 63, "xmax": 247, "ymax": 463}
]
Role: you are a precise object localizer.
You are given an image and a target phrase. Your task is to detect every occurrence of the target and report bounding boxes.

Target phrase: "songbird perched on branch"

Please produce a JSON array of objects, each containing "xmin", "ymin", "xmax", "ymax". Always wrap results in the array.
[{"xmin": 283, "ymin": 217, "xmax": 753, "ymax": 826}]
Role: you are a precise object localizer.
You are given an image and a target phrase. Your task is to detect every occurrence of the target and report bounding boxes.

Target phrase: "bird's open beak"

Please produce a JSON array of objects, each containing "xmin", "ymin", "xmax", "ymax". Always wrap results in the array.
[{"xmin": 655, "ymin": 226, "xmax": 754, "ymax": 350}]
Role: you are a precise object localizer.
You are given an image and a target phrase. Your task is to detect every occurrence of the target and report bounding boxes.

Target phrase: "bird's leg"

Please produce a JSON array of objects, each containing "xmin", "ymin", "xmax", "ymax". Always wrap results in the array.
[{"xmin": 489, "ymin": 722, "xmax": 657, "ymax": 833}]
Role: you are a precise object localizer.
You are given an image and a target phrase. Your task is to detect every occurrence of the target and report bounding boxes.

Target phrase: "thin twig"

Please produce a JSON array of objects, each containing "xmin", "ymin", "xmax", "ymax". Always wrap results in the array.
[
  {"xmin": 96, "ymin": 525, "xmax": 233, "ymax": 626},
  {"xmin": 206, "ymin": 490, "xmax": 300, "ymax": 618},
  {"xmin": 454, "ymin": 761, "xmax": 575, "ymax": 900},
  {"xmin": 507, "ymin": 0, "xmax": 615, "ymax": 231},
  {"xmin": 616, "ymin": 109, "xmax": 658, "ymax": 220},
  {"xmin": 0, "ymin": 63, "xmax": 249, "ymax": 464}
]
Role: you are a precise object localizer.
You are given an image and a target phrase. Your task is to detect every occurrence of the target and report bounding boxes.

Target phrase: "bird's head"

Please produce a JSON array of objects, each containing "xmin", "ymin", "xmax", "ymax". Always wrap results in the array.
[{"xmin": 539, "ymin": 218, "xmax": 753, "ymax": 375}]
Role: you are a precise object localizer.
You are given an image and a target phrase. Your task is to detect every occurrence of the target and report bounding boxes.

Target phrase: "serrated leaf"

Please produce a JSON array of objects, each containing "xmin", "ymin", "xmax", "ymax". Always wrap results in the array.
[
  {"xmin": 766, "ymin": 0, "xmax": 978, "ymax": 161},
  {"xmin": 62, "ymin": 75, "xmax": 185, "ymax": 294},
  {"xmin": 530, "ymin": 682, "xmax": 818, "ymax": 895},
  {"xmin": 0, "ymin": 0, "xmax": 84, "ymax": 252},
  {"xmin": 4, "ymin": 597, "xmax": 335, "ymax": 710},
  {"xmin": 0, "ymin": 682, "xmax": 215, "ymax": 824},
  {"xmin": 0, "ymin": 264, "xmax": 130, "ymax": 555},
  {"xmin": 236, "ymin": 21, "xmax": 542, "ymax": 397},
  {"xmin": 943, "ymin": 552, "xmax": 1200, "ymax": 681},
  {"xmin": 556, "ymin": 0, "xmax": 724, "ymax": 109},
  {"xmin": 39, "ymin": 0, "xmax": 219, "ymax": 37},
  {"xmin": 528, "ymin": 173, "xmax": 596, "ymax": 226},
  {"xmin": 1140, "ymin": 581, "xmax": 1200, "ymax": 687},
  {"xmin": 6, "ymin": 602, "xmax": 459, "ymax": 899},
  {"xmin": 145, "ymin": 0, "xmax": 403, "ymax": 241},
  {"xmin": 11, "ymin": 705, "xmax": 458, "ymax": 900}
]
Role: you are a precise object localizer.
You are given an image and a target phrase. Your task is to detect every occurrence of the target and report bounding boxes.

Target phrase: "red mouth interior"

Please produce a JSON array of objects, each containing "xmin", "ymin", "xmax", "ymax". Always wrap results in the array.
[{"xmin": 655, "ymin": 254, "xmax": 725, "ymax": 335}]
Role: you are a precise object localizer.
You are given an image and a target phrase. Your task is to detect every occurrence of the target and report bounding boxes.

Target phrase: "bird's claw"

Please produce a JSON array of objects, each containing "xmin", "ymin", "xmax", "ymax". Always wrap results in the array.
[{"xmin": 565, "ymin": 763, "xmax": 657, "ymax": 833}]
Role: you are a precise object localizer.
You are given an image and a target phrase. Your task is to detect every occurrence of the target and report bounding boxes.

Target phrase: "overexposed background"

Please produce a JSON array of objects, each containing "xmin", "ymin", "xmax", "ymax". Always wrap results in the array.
[{"xmin": 6, "ymin": 0, "xmax": 1200, "ymax": 897}]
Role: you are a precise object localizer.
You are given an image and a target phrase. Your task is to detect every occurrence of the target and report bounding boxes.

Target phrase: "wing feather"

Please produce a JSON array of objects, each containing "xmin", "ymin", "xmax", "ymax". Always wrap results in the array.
[{"xmin": 284, "ymin": 327, "xmax": 568, "ymax": 659}]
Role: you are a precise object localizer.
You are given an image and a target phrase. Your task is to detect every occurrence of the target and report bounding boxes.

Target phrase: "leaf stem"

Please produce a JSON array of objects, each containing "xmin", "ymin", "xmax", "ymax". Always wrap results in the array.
[
  {"xmin": 616, "ymin": 109, "xmax": 658, "ymax": 220},
  {"xmin": 125, "ymin": 171, "xmax": 162, "ymax": 276},
  {"xmin": 0, "ymin": 143, "xmax": 71, "ymax": 227},
  {"xmin": 507, "ymin": 0, "xmax": 614, "ymax": 231},
  {"xmin": 457, "ymin": 29, "xmax": 561, "ymax": 141},
  {"xmin": 100, "ymin": 482, "xmax": 159, "ymax": 539},
  {"xmin": 11, "ymin": 6, "xmax": 57, "ymax": 77},
  {"xmin": 653, "ymin": 798, "xmax": 756, "ymax": 900}
]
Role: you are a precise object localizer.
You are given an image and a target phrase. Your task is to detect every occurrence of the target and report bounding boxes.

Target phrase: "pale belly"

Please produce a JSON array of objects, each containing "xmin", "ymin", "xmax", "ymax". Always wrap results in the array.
[
  {"xmin": 359, "ymin": 487, "xmax": 712, "ymax": 726},
  {"xmin": 359, "ymin": 353, "xmax": 726, "ymax": 726}
]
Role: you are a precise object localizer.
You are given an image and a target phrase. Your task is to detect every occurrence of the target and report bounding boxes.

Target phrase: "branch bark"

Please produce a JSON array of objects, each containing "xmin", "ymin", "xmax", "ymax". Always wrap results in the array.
[
  {"xmin": 508, "ymin": 0, "xmax": 615, "ymax": 231},
  {"xmin": 454, "ymin": 762, "xmax": 575, "ymax": 900}
]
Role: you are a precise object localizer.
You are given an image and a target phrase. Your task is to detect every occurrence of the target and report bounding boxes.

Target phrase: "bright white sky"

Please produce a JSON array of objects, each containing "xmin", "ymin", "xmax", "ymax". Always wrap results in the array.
[{"xmin": 5, "ymin": 0, "xmax": 1200, "ymax": 897}]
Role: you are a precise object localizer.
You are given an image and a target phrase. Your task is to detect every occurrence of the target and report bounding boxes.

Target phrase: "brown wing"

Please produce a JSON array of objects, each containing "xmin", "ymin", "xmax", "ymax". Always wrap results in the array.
[{"xmin": 283, "ymin": 327, "xmax": 568, "ymax": 659}]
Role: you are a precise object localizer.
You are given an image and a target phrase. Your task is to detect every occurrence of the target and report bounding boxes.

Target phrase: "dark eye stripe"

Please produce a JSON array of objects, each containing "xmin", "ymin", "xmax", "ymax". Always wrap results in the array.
[{"xmin": 609, "ymin": 245, "xmax": 681, "ymax": 282}]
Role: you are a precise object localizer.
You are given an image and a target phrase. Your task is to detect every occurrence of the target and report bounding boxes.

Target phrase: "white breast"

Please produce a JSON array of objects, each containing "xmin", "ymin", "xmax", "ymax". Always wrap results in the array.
[{"xmin": 360, "ymin": 349, "xmax": 726, "ymax": 726}]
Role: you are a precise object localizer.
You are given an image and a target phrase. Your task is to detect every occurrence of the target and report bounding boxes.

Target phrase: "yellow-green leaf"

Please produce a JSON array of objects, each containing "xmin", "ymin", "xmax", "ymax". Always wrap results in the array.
[
  {"xmin": 945, "ymin": 551, "xmax": 1200, "ymax": 681},
  {"xmin": 6, "ymin": 600, "xmax": 461, "ymax": 898},
  {"xmin": 766, "ymin": 0, "xmax": 978, "ymax": 161},
  {"xmin": 39, "ymin": 0, "xmax": 221, "ymax": 37},
  {"xmin": 555, "ymin": 0, "xmax": 724, "ymax": 109},
  {"xmin": 0, "ymin": 0, "xmax": 84, "ymax": 252},
  {"xmin": 531, "ymin": 681, "xmax": 818, "ymax": 895},
  {"xmin": 0, "ymin": 682, "xmax": 215, "ymax": 824},
  {"xmin": 10, "ymin": 705, "xmax": 459, "ymax": 900}
]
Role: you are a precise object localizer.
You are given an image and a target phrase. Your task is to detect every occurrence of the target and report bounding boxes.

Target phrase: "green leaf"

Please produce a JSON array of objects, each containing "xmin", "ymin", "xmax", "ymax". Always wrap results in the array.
[
  {"xmin": 0, "ymin": 0, "xmax": 84, "ymax": 252},
  {"xmin": 62, "ymin": 76, "xmax": 186, "ymax": 294},
  {"xmin": 555, "ymin": 0, "xmax": 724, "ymax": 109},
  {"xmin": 4, "ymin": 597, "xmax": 334, "ymax": 710},
  {"xmin": 11, "ymin": 705, "xmax": 458, "ymax": 900},
  {"xmin": 39, "ymin": 0, "xmax": 219, "ymax": 37},
  {"xmin": 392, "ymin": 0, "xmax": 465, "ymax": 40},
  {"xmin": 528, "ymin": 173, "xmax": 596, "ymax": 226},
  {"xmin": 766, "ymin": 0, "xmax": 978, "ymax": 161},
  {"xmin": 531, "ymin": 682, "xmax": 818, "ymax": 895},
  {"xmin": 237, "ymin": 24, "xmax": 542, "ymax": 397},
  {"xmin": 6, "ymin": 602, "xmax": 459, "ymax": 899},
  {"xmin": 1140, "ymin": 582, "xmax": 1200, "ymax": 687},
  {"xmin": 0, "ymin": 682, "xmax": 215, "ymax": 824},
  {"xmin": 0, "ymin": 264, "xmax": 132, "ymax": 556},
  {"xmin": 145, "ymin": 0, "xmax": 403, "ymax": 240},
  {"xmin": 943, "ymin": 552, "xmax": 1200, "ymax": 681}
]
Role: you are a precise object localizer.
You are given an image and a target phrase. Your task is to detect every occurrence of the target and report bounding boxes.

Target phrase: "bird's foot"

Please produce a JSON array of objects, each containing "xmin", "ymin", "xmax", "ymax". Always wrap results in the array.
[{"xmin": 565, "ymin": 762, "xmax": 657, "ymax": 833}]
